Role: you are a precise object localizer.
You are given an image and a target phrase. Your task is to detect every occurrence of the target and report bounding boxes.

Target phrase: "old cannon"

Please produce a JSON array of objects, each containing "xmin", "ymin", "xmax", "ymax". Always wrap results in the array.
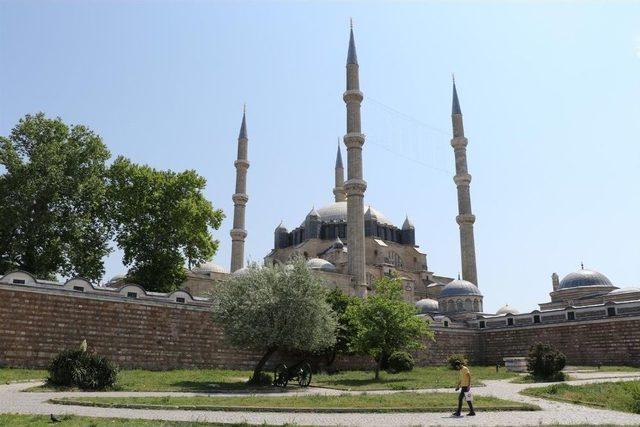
[{"xmin": 273, "ymin": 359, "xmax": 312, "ymax": 388}]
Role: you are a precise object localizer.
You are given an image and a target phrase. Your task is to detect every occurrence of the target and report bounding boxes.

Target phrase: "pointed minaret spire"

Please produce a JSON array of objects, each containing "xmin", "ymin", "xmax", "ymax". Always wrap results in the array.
[
  {"xmin": 452, "ymin": 74, "xmax": 462, "ymax": 115},
  {"xmin": 343, "ymin": 20, "xmax": 367, "ymax": 296},
  {"xmin": 347, "ymin": 19, "xmax": 358, "ymax": 65},
  {"xmin": 230, "ymin": 107, "xmax": 250, "ymax": 273},
  {"xmin": 450, "ymin": 78, "xmax": 478, "ymax": 286},
  {"xmin": 333, "ymin": 141, "xmax": 346, "ymax": 202}
]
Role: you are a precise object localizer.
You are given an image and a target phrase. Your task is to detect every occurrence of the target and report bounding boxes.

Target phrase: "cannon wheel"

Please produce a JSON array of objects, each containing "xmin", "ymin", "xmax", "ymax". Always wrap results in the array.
[
  {"xmin": 274, "ymin": 363, "xmax": 289, "ymax": 387},
  {"xmin": 297, "ymin": 362, "xmax": 312, "ymax": 387}
]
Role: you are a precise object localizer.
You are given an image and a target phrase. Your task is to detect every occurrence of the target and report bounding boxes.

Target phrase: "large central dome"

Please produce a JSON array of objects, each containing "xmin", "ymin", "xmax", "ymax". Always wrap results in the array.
[{"xmin": 310, "ymin": 201, "xmax": 394, "ymax": 226}]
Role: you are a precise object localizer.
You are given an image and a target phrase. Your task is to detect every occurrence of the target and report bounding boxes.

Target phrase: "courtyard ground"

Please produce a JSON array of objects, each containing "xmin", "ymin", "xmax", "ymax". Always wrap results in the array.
[{"xmin": 2, "ymin": 371, "xmax": 640, "ymax": 425}]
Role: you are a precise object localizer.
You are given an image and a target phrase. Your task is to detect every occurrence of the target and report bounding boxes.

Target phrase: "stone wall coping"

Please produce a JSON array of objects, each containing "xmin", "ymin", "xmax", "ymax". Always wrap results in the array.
[{"xmin": 0, "ymin": 272, "xmax": 213, "ymax": 310}]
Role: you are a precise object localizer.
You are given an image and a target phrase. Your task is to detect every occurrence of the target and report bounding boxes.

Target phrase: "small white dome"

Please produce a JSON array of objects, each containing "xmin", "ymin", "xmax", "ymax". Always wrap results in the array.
[
  {"xmin": 496, "ymin": 304, "xmax": 519, "ymax": 315},
  {"xmin": 232, "ymin": 266, "xmax": 252, "ymax": 276},
  {"xmin": 416, "ymin": 298, "xmax": 439, "ymax": 314},
  {"xmin": 306, "ymin": 258, "xmax": 336, "ymax": 272},
  {"xmin": 192, "ymin": 261, "xmax": 228, "ymax": 274},
  {"xmin": 608, "ymin": 287, "xmax": 640, "ymax": 295},
  {"xmin": 107, "ymin": 273, "xmax": 127, "ymax": 283}
]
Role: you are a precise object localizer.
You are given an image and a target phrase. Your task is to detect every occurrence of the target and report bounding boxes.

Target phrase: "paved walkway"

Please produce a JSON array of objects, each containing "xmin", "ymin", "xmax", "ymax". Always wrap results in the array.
[{"xmin": 2, "ymin": 373, "xmax": 640, "ymax": 426}]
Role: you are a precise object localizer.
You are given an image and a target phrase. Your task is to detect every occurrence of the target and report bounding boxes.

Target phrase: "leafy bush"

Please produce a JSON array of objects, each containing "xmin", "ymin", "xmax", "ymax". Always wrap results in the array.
[
  {"xmin": 249, "ymin": 371, "xmax": 273, "ymax": 386},
  {"xmin": 387, "ymin": 351, "xmax": 414, "ymax": 373},
  {"xmin": 47, "ymin": 348, "xmax": 118, "ymax": 390},
  {"xmin": 448, "ymin": 354, "xmax": 468, "ymax": 370},
  {"xmin": 527, "ymin": 342, "xmax": 566, "ymax": 380}
]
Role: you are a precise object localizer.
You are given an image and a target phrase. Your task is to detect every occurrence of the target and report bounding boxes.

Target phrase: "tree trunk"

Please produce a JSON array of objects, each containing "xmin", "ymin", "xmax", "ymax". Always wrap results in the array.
[
  {"xmin": 250, "ymin": 346, "xmax": 277, "ymax": 383},
  {"xmin": 375, "ymin": 353, "xmax": 384, "ymax": 380}
]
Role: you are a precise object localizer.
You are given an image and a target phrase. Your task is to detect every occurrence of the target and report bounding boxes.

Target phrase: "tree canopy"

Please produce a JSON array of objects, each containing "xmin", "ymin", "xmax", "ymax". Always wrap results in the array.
[
  {"xmin": 347, "ymin": 276, "xmax": 433, "ymax": 379},
  {"xmin": 211, "ymin": 257, "xmax": 337, "ymax": 382},
  {"xmin": 0, "ymin": 113, "xmax": 112, "ymax": 280},
  {"xmin": 108, "ymin": 156, "xmax": 223, "ymax": 292}
]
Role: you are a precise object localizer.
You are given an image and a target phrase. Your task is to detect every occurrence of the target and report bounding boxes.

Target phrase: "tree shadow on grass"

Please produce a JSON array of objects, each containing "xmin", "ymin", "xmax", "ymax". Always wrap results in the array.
[
  {"xmin": 170, "ymin": 380, "xmax": 300, "ymax": 394},
  {"xmin": 317, "ymin": 377, "xmax": 408, "ymax": 389}
]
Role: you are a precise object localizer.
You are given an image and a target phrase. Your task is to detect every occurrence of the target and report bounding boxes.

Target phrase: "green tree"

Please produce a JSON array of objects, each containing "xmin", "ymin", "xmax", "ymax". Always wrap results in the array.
[
  {"xmin": 0, "ymin": 113, "xmax": 112, "ymax": 280},
  {"xmin": 211, "ymin": 257, "xmax": 337, "ymax": 383},
  {"xmin": 346, "ymin": 276, "xmax": 433, "ymax": 380},
  {"xmin": 325, "ymin": 288, "xmax": 360, "ymax": 365},
  {"xmin": 108, "ymin": 156, "xmax": 223, "ymax": 292}
]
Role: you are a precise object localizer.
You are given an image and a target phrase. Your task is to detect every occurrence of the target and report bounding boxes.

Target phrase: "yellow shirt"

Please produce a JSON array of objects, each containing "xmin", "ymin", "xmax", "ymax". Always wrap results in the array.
[{"xmin": 458, "ymin": 366, "xmax": 471, "ymax": 387}]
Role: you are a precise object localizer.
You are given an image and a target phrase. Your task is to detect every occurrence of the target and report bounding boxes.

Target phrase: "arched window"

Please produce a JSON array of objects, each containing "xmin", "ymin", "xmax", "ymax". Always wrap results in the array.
[
  {"xmin": 386, "ymin": 251, "xmax": 403, "ymax": 268},
  {"xmin": 473, "ymin": 300, "xmax": 479, "ymax": 312},
  {"xmin": 464, "ymin": 299, "xmax": 472, "ymax": 310},
  {"xmin": 456, "ymin": 300, "xmax": 464, "ymax": 312},
  {"xmin": 447, "ymin": 300, "xmax": 455, "ymax": 313}
]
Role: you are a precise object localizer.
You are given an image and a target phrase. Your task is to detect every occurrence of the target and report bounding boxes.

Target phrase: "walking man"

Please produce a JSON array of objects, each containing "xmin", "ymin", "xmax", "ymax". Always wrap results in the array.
[{"xmin": 453, "ymin": 360, "xmax": 475, "ymax": 416}]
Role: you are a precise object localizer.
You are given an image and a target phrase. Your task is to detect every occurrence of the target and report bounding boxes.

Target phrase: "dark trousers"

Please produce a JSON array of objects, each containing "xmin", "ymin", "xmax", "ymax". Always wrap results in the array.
[{"xmin": 457, "ymin": 386, "xmax": 474, "ymax": 414}]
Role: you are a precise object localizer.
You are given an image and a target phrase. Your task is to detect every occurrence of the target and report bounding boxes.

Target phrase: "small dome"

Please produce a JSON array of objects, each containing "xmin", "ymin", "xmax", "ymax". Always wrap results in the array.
[
  {"xmin": 306, "ymin": 258, "xmax": 336, "ymax": 272},
  {"xmin": 275, "ymin": 221, "xmax": 287, "ymax": 232},
  {"xmin": 402, "ymin": 215, "xmax": 415, "ymax": 230},
  {"xmin": 559, "ymin": 269, "xmax": 614, "ymax": 290},
  {"xmin": 416, "ymin": 298, "xmax": 439, "ymax": 314},
  {"xmin": 232, "ymin": 266, "xmax": 253, "ymax": 276},
  {"xmin": 192, "ymin": 261, "xmax": 228, "ymax": 274},
  {"xmin": 107, "ymin": 274, "xmax": 127, "ymax": 283},
  {"xmin": 440, "ymin": 279, "xmax": 482, "ymax": 298},
  {"xmin": 496, "ymin": 304, "xmax": 519, "ymax": 315},
  {"xmin": 307, "ymin": 207, "xmax": 320, "ymax": 218},
  {"xmin": 331, "ymin": 237, "xmax": 344, "ymax": 249}
]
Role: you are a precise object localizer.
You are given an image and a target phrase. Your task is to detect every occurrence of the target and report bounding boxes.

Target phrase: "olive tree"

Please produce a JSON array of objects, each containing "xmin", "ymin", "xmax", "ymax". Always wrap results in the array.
[
  {"xmin": 211, "ymin": 257, "xmax": 337, "ymax": 383},
  {"xmin": 347, "ymin": 276, "xmax": 433, "ymax": 380}
]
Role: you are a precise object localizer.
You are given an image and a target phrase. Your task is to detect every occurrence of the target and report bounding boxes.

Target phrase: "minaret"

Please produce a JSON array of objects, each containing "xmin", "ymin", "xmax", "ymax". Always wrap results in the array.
[
  {"xmin": 450, "ymin": 77, "xmax": 478, "ymax": 286},
  {"xmin": 230, "ymin": 107, "xmax": 249, "ymax": 273},
  {"xmin": 343, "ymin": 21, "xmax": 367, "ymax": 296},
  {"xmin": 333, "ymin": 142, "xmax": 346, "ymax": 202}
]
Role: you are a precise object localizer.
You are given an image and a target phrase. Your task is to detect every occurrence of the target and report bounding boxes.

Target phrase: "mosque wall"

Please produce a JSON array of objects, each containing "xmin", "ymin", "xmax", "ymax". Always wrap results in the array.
[
  {"xmin": 478, "ymin": 316, "xmax": 640, "ymax": 366},
  {"xmin": 3, "ymin": 281, "xmax": 640, "ymax": 370}
]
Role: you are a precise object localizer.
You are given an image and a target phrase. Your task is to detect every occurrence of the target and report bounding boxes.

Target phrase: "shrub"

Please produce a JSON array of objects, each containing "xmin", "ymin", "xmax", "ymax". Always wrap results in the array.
[
  {"xmin": 448, "ymin": 354, "xmax": 469, "ymax": 370},
  {"xmin": 527, "ymin": 342, "xmax": 566, "ymax": 380},
  {"xmin": 387, "ymin": 351, "xmax": 414, "ymax": 373},
  {"xmin": 47, "ymin": 348, "xmax": 118, "ymax": 390}
]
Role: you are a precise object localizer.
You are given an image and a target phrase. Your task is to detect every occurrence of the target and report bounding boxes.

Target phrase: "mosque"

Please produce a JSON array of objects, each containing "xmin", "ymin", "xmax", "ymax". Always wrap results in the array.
[{"xmin": 179, "ymin": 24, "xmax": 640, "ymax": 323}]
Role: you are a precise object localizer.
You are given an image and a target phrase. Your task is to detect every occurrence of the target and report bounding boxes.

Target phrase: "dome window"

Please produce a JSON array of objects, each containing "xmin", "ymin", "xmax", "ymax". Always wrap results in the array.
[
  {"xmin": 507, "ymin": 317, "xmax": 514, "ymax": 326},
  {"xmin": 176, "ymin": 297, "xmax": 185, "ymax": 303},
  {"xmin": 479, "ymin": 320, "xmax": 485, "ymax": 329},
  {"xmin": 12, "ymin": 279, "xmax": 25, "ymax": 284},
  {"xmin": 73, "ymin": 286, "xmax": 84, "ymax": 292},
  {"xmin": 127, "ymin": 292, "xmax": 138, "ymax": 299},
  {"xmin": 607, "ymin": 307, "xmax": 616, "ymax": 317},
  {"xmin": 567, "ymin": 311, "xmax": 575, "ymax": 321},
  {"xmin": 533, "ymin": 315, "xmax": 541, "ymax": 324}
]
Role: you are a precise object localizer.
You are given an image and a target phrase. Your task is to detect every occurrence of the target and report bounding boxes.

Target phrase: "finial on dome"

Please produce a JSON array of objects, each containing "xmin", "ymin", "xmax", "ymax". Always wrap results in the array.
[
  {"xmin": 581, "ymin": 262, "xmax": 584, "ymax": 270},
  {"xmin": 458, "ymin": 273, "xmax": 461, "ymax": 280}
]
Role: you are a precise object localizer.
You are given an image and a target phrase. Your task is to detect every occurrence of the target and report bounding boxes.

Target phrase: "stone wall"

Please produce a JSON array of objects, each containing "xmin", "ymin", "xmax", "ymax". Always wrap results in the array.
[
  {"xmin": 3, "ymin": 282, "xmax": 640, "ymax": 370},
  {"xmin": 0, "ymin": 285, "xmax": 260, "ymax": 370},
  {"xmin": 478, "ymin": 317, "xmax": 640, "ymax": 366}
]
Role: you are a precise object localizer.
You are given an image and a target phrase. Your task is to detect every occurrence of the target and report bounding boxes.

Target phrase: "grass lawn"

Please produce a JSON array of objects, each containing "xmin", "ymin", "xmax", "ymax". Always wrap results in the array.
[
  {"xmin": 522, "ymin": 380, "xmax": 640, "ymax": 414},
  {"xmin": 28, "ymin": 366, "xmax": 516, "ymax": 392},
  {"xmin": 0, "ymin": 414, "xmax": 277, "ymax": 426},
  {"xmin": 313, "ymin": 366, "xmax": 517, "ymax": 390},
  {"xmin": 51, "ymin": 392, "xmax": 539, "ymax": 413},
  {"xmin": 0, "ymin": 367, "xmax": 47, "ymax": 384},
  {"xmin": 29, "ymin": 369, "xmax": 257, "ymax": 393}
]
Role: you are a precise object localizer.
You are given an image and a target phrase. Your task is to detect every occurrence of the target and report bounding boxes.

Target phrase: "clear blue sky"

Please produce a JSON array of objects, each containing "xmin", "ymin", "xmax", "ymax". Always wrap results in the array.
[{"xmin": 1, "ymin": 1, "xmax": 639, "ymax": 313}]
